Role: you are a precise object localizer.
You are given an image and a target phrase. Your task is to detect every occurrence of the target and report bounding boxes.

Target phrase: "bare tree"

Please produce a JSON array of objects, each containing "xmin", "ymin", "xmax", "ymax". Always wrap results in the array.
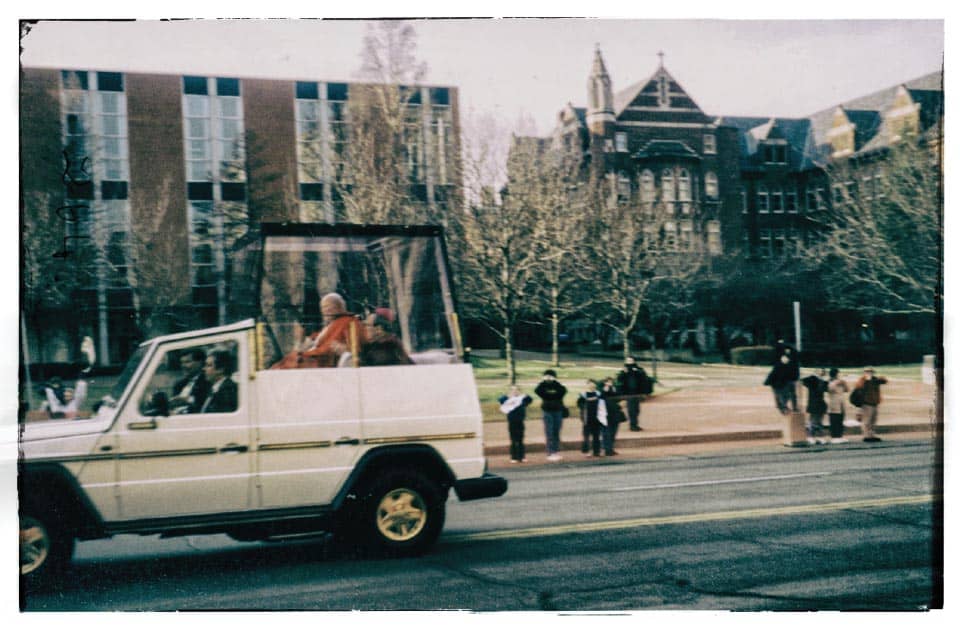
[
  {"xmin": 589, "ymin": 177, "xmax": 705, "ymax": 360},
  {"xmin": 509, "ymin": 136, "xmax": 594, "ymax": 366},
  {"xmin": 454, "ymin": 113, "xmax": 540, "ymax": 383},
  {"xmin": 810, "ymin": 136, "xmax": 942, "ymax": 316}
]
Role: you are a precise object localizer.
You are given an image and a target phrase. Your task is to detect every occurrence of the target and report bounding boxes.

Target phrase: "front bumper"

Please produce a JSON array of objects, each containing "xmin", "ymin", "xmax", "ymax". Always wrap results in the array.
[{"xmin": 453, "ymin": 472, "xmax": 508, "ymax": 501}]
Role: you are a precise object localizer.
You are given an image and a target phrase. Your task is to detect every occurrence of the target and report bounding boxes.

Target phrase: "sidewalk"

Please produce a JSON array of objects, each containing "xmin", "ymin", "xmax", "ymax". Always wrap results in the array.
[{"xmin": 483, "ymin": 378, "xmax": 940, "ymax": 469}]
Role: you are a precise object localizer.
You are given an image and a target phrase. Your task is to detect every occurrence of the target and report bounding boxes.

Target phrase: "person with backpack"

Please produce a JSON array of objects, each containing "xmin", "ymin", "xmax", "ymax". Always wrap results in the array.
[
  {"xmin": 616, "ymin": 356, "xmax": 652, "ymax": 431},
  {"xmin": 599, "ymin": 376, "xmax": 624, "ymax": 456},
  {"xmin": 852, "ymin": 367, "xmax": 888, "ymax": 442}
]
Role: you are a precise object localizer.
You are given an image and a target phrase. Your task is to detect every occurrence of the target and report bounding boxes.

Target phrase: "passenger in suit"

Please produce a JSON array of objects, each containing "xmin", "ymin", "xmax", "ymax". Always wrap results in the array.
[
  {"xmin": 171, "ymin": 348, "xmax": 210, "ymax": 414},
  {"xmin": 200, "ymin": 349, "xmax": 238, "ymax": 413}
]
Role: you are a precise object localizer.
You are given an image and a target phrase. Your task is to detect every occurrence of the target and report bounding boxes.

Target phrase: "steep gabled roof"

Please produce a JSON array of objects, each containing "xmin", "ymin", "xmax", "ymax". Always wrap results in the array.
[{"xmin": 613, "ymin": 65, "xmax": 706, "ymax": 118}]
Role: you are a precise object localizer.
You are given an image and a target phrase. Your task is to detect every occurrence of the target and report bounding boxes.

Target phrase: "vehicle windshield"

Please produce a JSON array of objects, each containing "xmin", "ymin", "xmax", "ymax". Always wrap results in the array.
[
  {"xmin": 229, "ymin": 225, "xmax": 462, "ymax": 368},
  {"xmin": 108, "ymin": 344, "xmax": 150, "ymax": 404}
]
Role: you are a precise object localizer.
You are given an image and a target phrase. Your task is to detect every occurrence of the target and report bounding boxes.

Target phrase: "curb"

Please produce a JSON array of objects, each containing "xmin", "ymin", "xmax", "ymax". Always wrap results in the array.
[{"xmin": 481, "ymin": 422, "xmax": 938, "ymax": 457}]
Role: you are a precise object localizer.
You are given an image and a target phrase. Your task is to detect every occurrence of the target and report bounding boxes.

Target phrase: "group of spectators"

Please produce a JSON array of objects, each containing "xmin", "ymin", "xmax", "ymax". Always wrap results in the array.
[
  {"xmin": 764, "ymin": 340, "xmax": 888, "ymax": 444},
  {"xmin": 498, "ymin": 357, "xmax": 653, "ymax": 463}
]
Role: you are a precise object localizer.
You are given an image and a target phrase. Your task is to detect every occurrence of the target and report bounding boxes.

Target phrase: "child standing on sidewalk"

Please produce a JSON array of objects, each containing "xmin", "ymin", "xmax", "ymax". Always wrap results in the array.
[
  {"xmin": 499, "ymin": 386, "xmax": 533, "ymax": 463},
  {"xmin": 577, "ymin": 380, "xmax": 604, "ymax": 457}
]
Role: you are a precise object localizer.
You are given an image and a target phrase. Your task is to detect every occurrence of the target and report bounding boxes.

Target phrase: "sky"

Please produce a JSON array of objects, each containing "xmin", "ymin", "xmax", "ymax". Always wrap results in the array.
[{"xmin": 19, "ymin": 17, "xmax": 945, "ymax": 137}]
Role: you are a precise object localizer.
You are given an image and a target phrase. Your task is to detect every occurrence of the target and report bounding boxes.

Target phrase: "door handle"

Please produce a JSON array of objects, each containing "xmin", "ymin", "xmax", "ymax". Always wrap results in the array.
[
  {"xmin": 334, "ymin": 437, "xmax": 360, "ymax": 446},
  {"xmin": 127, "ymin": 419, "xmax": 158, "ymax": 431},
  {"xmin": 219, "ymin": 443, "xmax": 249, "ymax": 454}
]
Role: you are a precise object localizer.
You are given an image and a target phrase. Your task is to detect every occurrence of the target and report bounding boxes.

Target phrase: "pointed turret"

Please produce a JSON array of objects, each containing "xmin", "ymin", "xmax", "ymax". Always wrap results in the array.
[{"xmin": 586, "ymin": 45, "xmax": 615, "ymax": 136}]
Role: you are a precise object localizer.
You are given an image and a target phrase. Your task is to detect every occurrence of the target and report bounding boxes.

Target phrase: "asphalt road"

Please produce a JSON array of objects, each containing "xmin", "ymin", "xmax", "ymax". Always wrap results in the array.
[{"xmin": 23, "ymin": 439, "xmax": 941, "ymax": 612}]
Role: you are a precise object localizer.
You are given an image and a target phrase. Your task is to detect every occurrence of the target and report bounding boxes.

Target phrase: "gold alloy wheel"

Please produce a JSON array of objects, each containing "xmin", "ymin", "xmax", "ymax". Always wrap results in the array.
[
  {"xmin": 376, "ymin": 487, "xmax": 428, "ymax": 542},
  {"xmin": 20, "ymin": 516, "xmax": 50, "ymax": 576}
]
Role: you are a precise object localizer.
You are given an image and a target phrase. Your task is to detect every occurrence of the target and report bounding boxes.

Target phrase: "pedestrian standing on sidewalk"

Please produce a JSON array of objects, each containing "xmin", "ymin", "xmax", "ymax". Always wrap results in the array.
[
  {"xmin": 577, "ymin": 380, "xmax": 603, "ymax": 457},
  {"xmin": 600, "ymin": 376, "xmax": 623, "ymax": 456},
  {"xmin": 826, "ymin": 368, "xmax": 849, "ymax": 443},
  {"xmin": 801, "ymin": 368, "xmax": 828, "ymax": 444},
  {"xmin": 535, "ymin": 369, "xmax": 568, "ymax": 462},
  {"xmin": 498, "ymin": 386, "xmax": 533, "ymax": 463},
  {"xmin": 764, "ymin": 341, "xmax": 800, "ymax": 414},
  {"xmin": 617, "ymin": 357, "xmax": 651, "ymax": 431},
  {"xmin": 853, "ymin": 367, "xmax": 888, "ymax": 442}
]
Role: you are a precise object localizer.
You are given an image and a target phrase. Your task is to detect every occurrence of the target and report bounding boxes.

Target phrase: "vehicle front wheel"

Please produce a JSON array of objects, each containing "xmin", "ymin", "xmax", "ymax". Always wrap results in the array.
[
  {"xmin": 354, "ymin": 469, "xmax": 446, "ymax": 557},
  {"xmin": 20, "ymin": 510, "xmax": 74, "ymax": 585}
]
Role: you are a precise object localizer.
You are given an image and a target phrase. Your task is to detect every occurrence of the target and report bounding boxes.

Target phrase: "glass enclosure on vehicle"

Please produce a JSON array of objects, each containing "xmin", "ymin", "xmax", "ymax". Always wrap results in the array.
[{"xmin": 230, "ymin": 223, "xmax": 463, "ymax": 370}]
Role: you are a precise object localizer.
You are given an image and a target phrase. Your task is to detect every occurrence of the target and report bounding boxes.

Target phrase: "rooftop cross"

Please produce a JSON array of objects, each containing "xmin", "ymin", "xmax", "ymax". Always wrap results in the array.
[{"xmin": 657, "ymin": 50, "xmax": 665, "ymax": 68}]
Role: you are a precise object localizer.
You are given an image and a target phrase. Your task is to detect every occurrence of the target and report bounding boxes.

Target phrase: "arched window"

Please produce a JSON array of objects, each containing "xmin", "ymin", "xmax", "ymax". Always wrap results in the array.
[
  {"xmin": 705, "ymin": 171, "xmax": 719, "ymax": 199},
  {"xmin": 640, "ymin": 170, "xmax": 655, "ymax": 204},
  {"xmin": 661, "ymin": 169, "xmax": 675, "ymax": 208}
]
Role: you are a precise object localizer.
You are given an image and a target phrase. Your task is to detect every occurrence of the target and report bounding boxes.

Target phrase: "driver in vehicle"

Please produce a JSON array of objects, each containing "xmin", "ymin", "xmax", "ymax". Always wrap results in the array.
[
  {"xmin": 271, "ymin": 292, "xmax": 367, "ymax": 369},
  {"xmin": 170, "ymin": 349, "xmax": 209, "ymax": 413}
]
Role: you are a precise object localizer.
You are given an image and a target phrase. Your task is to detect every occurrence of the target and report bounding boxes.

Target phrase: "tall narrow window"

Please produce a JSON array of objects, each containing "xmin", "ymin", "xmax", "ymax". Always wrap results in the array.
[
  {"xmin": 640, "ymin": 170, "xmax": 655, "ymax": 208},
  {"xmin": 661, "ymin": 169, "xmax": 675, "ymax": 212},
  {"xmin": 771, "ymin": 187, "xmax": 784, "ymax": 213},
  {"xmin": 704, "ymin": 171, "xmax": 719, "ymax": 199},
  {"xmin": 182, "ymin": 76, "xmax": 248, "ymax": 323},
  {"xmin": 703, "ymin": 134, "xmax": 716, "ymax": 154},
  {"xmin": 706, "ymin": 220, "xmax": 722, "ymax": 254},
  {"xmin": 615, "ymin": 132, "xmax": 628, "ymax": 152},
  {"xmin": 757, "ymin": 184, "xmax": 769, "ymax": 213},
  {"xmin": 617, "ymin": 174, "xmax": 631, "ymax": 205},
  {"xmin": 678, "ymin": 169, "xmax": 691, "ymax": 214}
]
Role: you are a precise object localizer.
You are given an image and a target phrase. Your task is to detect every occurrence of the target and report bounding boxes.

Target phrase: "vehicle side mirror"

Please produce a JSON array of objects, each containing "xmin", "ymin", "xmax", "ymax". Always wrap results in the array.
[{"xmin": 148, "ymin": 391, "xmax": 170, "ymax": 417}]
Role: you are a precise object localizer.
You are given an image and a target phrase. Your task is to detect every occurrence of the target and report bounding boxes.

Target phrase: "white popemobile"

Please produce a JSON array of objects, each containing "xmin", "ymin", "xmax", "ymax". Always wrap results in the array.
[{"xmin": 19, "ymin": 224, "xmax": 506, "ymax": 584}]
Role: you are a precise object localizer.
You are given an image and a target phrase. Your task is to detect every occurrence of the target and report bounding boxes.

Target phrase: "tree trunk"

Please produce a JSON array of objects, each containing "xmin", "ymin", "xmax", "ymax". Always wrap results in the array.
[
  {"xmin": 504, "ymin": 324, "xmax": 516, "ymax": 384},
  {"xmin": 622, "ymin": 329, "xmax": 632, "ymax": 363}
]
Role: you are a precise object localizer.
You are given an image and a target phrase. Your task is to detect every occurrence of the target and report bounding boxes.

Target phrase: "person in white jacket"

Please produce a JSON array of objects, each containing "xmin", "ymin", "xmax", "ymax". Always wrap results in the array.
[
  {"xmin": 45, "ymin": 379, "xmax": 88, "ymax": 419},
  {"xmin": 826, "ymin": 368, "xmax": 849, "ymax": 444}
]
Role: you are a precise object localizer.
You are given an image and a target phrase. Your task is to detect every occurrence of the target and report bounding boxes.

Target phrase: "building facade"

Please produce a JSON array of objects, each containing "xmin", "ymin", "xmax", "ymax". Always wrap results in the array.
[
  {"xmin": 21, "ymin": 67, "xmax": 460, "ymax": 365},
  {"xmin": 548, "ymin": 48, "xmax": 941, "ymax": 265},
  {"xmin": 528, "ymin": 48, "xmax": 942, "ymax": 352}
]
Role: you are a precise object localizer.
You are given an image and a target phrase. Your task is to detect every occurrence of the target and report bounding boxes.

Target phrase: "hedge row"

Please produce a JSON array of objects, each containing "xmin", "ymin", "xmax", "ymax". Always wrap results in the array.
[{"xmin": 730, "ymin": 343, "xmax": 932, "ymax": 367}]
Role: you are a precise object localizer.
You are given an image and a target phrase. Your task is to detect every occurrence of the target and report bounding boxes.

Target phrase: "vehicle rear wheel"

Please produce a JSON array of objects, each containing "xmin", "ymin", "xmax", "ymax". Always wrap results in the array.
[
  {"xmin": 20, "ymin": 510, "xmax": 74, "ymax": 585},
  {"xmin": 353, "ymin": 469, "xmax": 445, "ymax": 557}
]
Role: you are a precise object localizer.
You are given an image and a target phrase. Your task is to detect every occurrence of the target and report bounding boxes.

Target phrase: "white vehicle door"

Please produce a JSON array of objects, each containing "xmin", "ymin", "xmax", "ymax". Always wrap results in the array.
[
  {"xmin": 113, "ymin": 334, "xmax": 253, "ymax": 520},
  {"xmin": 254, "ymin": 368, "xmax": 362, "ymax": 508}
]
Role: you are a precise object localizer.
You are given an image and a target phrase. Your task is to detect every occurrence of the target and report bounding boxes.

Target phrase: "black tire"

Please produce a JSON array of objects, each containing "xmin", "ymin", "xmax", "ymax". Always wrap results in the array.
[
  {"xmin": 20, "ymin": 508, "xmax": 75, "ymax": 587},
  {"xmin": 351, "ymin": 468, "xmax": 446, "ymax": 557}
]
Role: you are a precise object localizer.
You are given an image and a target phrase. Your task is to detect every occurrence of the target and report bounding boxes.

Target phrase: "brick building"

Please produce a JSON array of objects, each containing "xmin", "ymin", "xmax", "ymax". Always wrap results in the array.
[
  {"xmin": 533, "ymin": 48, "xmax": 941, "ymax": 352},
  {"xmin": 20, "ymin": 68, "xmax": 460, "ymax": 365}
]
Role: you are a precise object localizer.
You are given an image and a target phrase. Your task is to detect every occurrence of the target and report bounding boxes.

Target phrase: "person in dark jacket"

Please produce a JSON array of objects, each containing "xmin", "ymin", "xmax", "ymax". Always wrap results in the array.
[
  {"xmin": 200, "ymin": 350, "xmax": 238, "ymax": 413},
  {"xmin": 534, "ymin": 369, "xmax": 567, "ymax": 462},
  {"xmin": 577, "ymin": 380, "xmax": 603, "ymax": 457},
  {"xmin": 764, "ymin": 341, "xmax": 800, "ymax": 414},
  {"xmin": 498, "ymin": 385, "xmax": 533, "ymax": 463},
  {"xmin": 616, "ymin": 357, "xmax": 650, "ymax": 431},
  {"xmin": 801, "ymin": 368, "xmax": 829, "ymax": 444},
  {"xmin": 600, "ymin": 377, "xmax": 623, "ymax": 456},
  {"xmin": 171, "ymin": 349, "xmax": 210, "ymax": 414},
  {"xmin": 853, "ymin": 367, "xmax": 888, "ymax": 442}
]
